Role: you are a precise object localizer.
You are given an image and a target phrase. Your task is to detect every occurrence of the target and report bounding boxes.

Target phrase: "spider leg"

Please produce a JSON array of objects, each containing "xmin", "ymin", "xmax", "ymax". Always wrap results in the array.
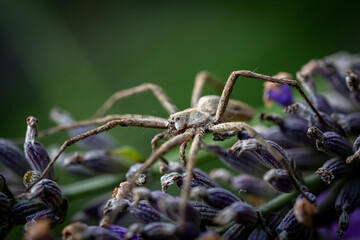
[
  {"xmin": 191, "ymin": 71, "xmax": 224, "ymax": 108},
  {"xmin": 129, "ymin": 129, "xmax": 196, "ymax": 186},
  {"xmin": 24, "ymin": 116, "xmax": 169, "ymax": 193},
  {"xmin": 213, "ymin": 71, "xmax": 325, "ymax": 125},
  {"xmin": 179, "ymin": 128, "xmax": 205, "ymax": 225},
  {"xmin": 37, "ymin": 114, "xmax": 168, "ymax": 139},
  {"xmin": 151, "ymin": 131, "xmax": 169, "ymax": 164},
  {"xmin": 208, "ymin": 122, "xmax": 310, "ymax": 200},
  {"xmin": 93, "ymin": 83, "xmax": 178, "ymax": 118},
  {"xmin": 179, "ymin": 141, "xmax": 189, "ymax": 166}
]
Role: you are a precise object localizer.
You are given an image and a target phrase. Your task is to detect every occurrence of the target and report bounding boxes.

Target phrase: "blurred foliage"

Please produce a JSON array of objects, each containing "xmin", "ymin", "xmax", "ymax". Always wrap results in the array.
[{"xmin": 0, "ymin": 0, "xmax": 359, "ymax": 238}]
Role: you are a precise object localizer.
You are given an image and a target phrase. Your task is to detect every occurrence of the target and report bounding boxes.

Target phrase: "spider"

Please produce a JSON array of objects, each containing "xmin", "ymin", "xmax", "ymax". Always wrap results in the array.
[{"xmin": 27, "ymin": 70, "xmax": 325, "ymax": 222}]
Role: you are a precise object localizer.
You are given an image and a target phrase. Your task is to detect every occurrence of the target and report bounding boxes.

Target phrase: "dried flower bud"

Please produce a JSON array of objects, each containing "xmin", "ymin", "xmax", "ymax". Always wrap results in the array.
[
  {"xmin": 215, "ymin": 201, "xmax": 258, "ymax": 226},
  {"xmin": 263, "ymin": 169, "xmax": 294, "ymax": 193},
  {"xmin": 205, "ymin": 144, "xmax": 269, "ymax": 178},
  {"xmin": 316, "ymin": 158, "xmax": 349, "ymax": 184},
  {"xmin": 129, "ymin": 200, "xmax": 170, "ymax": 224},
  {"xmin": 126, "ymin": 163, "xmax": 149, "ymax": 186},
  {"xmin": 0, "ymin": 192, "xmax": 11, "ymax": 237},
  {"xmin": 11, "ymin": 200, "xmax": 47, "ymax": 225},
  {"xmin": 64, "ymin": 150, "xmax": 124, "ymax": 175},
  {"xmin": 24, "ymin": 116, "xmax": 55, "ymax": 179},
  {"xmin": 176, "ymin": 169, "xmax": 218, "ymax": 190},
  {"xmin": 20, "ymin": 177, "xmax": 64, "ymax": 211},
  {"xmin": 228, "ymin": 138, "xmax": 260, "ymax": 155},
  {"xmin": 190, "ymin": 201, "xmax": 218, "ymax": 226},
  {"xmin": 102, "ymin": 198, "xmax": 129, "ymax": 225},
  {"xmin": 102, "ymin": 224, "xmax": 139, "ymax": 240},
  {"xmin": 191, "ymin": 187, "xmax": 240, "ymax": 210},
  {"xmin": 0, "ymin": 174, "xmax": 13, "ymax": 198},
  {"xmin": 307, "ymin": 126, "xmax": 352, "ymax": 157},
  {"xmin": 112, "ymin": 181, "xmax": 133, "ymax": 201},
  {"xmin": 127, "ymin": 222, "xmax": 176, "ymax": 240},
  {"xmin": 276, "ymin": 209, "xmax": 304, "ymax": 239},
  {"xmin": 333, "ymin": 112, "xmax": 360, "ymax": 136},
  {"xmin": 209, "ymin": 168, "xmax": 233, "ymax": 184},
  {"xmin": 257, "ymin": 140, "xmax": 290, "ymax": 169},
  {"xmin": 294, "ymin": 193, "xmax": 318, "ymax": 226},
  {"xmin": 25, "ymin": 208, "xmax": 66, "ymax": 226},
  {"xmin": 62, "ymin": 222, "xmax": 123, "ymax": 240},
  {"xmin": 222, "ymin": 224, "xmax": 252, "ymax": 240},
  {"xmin": 0, "ymin": 139, "xmax": 29, "ymax": 177},
  {"xmin": 248, "ymin": 228, "xmax": 269, "ymax": 240},
  {"xmin": 50, "ymin": 107, "xmax": 118, "ymax": 150},
  {"xmin": 259, "ymin": 126, "xmax": 302, "ymax": 149},
  {"xmin": 231, "ymin": 174, "xmax": 277, "ymax": 198},
  {"xmin": 285, "ymin": 147, "xmax": 327, "ymax": 170}
]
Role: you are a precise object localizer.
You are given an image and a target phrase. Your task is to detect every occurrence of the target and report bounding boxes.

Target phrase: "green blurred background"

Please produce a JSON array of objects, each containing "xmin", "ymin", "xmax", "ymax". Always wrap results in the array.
[{"xmin": 0, "ymin": 0, "xmax": 359, "ymax": 238}]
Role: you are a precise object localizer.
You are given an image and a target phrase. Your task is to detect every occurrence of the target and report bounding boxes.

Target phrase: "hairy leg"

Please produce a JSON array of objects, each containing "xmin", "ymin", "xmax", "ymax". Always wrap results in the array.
[
  {"xmin": 179, "ymin": 128, "xmax": 205, "ymax": 224},
  {"xmin": 151, "ymin": 131, "xmax": 169, "ymax": 164},
  {"xmin": 179, "ymin": 141, "xmax": 189, "ymax": 166},
  {"xmin": 129, "ymin": 129, "xmax": 196, "ymax": 186},
  {"xmin": 37, "ymin": 114, "xmax": 168, "ymax": 139},
  {"xmin": 191, "ymin": 71, "xmax": 224, "ymax": 108},
  {"xmin": 93, "ymin": 83, "xmax": 178, "ymax": 118},
  {"xmin": 209, "ymin": 122, "xmax": 310, "ymax": 200},
  {"xmin": 213, "ymin": 71, "xmax": 325, "ymax": 125},
  {"xmin": 24, "ymin": 116, "xmax": 170, "ymax": 192}
]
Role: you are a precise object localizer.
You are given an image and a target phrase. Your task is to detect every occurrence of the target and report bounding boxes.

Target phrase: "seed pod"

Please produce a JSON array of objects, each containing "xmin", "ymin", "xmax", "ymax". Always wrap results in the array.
[
  {"xmin": 126, "ymin": 163, "xmax": 150, "ymax": 186},
  {"xmin": 222, "ymin": 224, "xmax": 253, "ymax": 240},
  {"xmin": 0, "ymin": 139, "xmax": 29, "ymax": 177},
  {"xmin": 285, "ymin": 147, "xmax": 327, "ymax": 171},
  {"xmin": 215, "ymin": 201, "xmax": 258, "ymax": 226},
  {"xmin": 335, "ymin": 179, "xmax": 360, "ymax": 236},
  {"xmin": 332, "ymin": 112, "xmax": 360, "ymax": 135},
  {"xmin": 205, "ymin": 144, "xmax": 269, "ymax": 178},
  {"xmin": 62, "ymin": 222, "xmax": 123, "ymax": 240},
  {"xmin": 316, "ymin": 158, "xmax": 349, "ymax": 184},
  {"xmin": 307, "ymin": 126, "xmax": 352, "ymax": 157},
  {"xmin": 24, "ymin": 116, "xmax": 55, "ymax": 179},
  {"xmin": 263, "ymin": 169, "xmax": 294, "ymax": 193},
  {"xmin": 50, "ymin": 107, "xmax": 118, "ymax": 150},
  {"xmin": 230, "ymin": 174, "xmax": 277, "ymax": 198},
  {"xmin": 11, "ymin": 200, "xmax": 47, "ymax": 225},
  {"xmin": 21, "ymin": 173, "xmax": 64, "ymax": 211},
  {"xmin": 190, "ymin": 201, "xmax": 218, "ymax": 226},
  {"xmin": 190, "ymin": 187, "xmax": 240, "ymax": 210},
  {"xmin": 64, "ymin": 150, "xmax": 124, "ymax": 175},
  {"xmin": 129, "ymin": 200, "xmax": 171, "ymax": 224}
]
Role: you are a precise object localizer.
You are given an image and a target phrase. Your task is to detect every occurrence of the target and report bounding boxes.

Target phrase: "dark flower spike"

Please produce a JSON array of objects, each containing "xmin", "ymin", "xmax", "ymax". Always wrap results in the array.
[
  {"xmin": 189, "ymin": 201, "xmax": 218, "ymax": 226},
  {"xmin": 64, "ymin": 150, "xmax": 124, "ymax": 175},
  {"xmin": 205, "ymin": 144, "xmax": 270, "ymax": 178},
  {"xmin": 0, "ymin": 139, "xmax": 30, "ymax": 177},
  {"xmin": 62, "ymin": 222, "xmax": 123, "ymax": 240},
  {"xmin": 24, "ymin": 116, "xmax": 55, "ymax": 179},
  {"xmin": 230, "ymin": 174, "xmax": 277, "ymax": 198},
  {"xmin": 263, "ymin": 72, "xmax": 293, "ymax": 107},
  {"xmin": 190, "ymin": 187, "xmax": 240, "ymax": 210},
  {"xmin": 50, "ymin": 107, "xmax": 118, "ymax": 150},
  {"xmin": 0, "ymin": 192, "xmax": 11, "ymax": 237},
  {"xmin": 263, "ymin": 169, "xmax": 294, "ymax": 193},
  {"xmin": 307, "ymin": 126, "xmax": 352, "ymax": 157},
  {"xmin": 215, "ymin": 201, "xmax": 258, "ymax": 226},
  {"xmin": 21, "ymin": 172, "xmax": 64, "ymax": 211},
  {"xmin": 332, "ymin": 112, "xmax": 360, "ymax": 136},
  {"xmin": 11, "ymin": 200, "xmax": 47, "ymax": 225},
  {"xmin": 315, "ymin": 158, "xmax": 349, "ymax": 184},
  {"xmin": 335, "ymin": 179, "xmax": 360, "ymax": 237},
  {"xmin": 129, "ymin": 200, "xmax": 171, "ymax": 224},
  {"xmin": 126, "ymin": 163, "xmax": 150, "ymax": 186}
]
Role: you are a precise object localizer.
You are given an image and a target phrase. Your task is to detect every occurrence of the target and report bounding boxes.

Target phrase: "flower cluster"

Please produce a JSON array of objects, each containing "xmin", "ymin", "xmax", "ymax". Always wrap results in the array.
[{"xmin": 1, "ymin": 52, "xmax": 360, "ymax": 239}]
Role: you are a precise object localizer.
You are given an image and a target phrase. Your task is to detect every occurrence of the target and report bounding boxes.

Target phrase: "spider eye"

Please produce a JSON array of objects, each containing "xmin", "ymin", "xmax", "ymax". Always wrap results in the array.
[{"xmin": 176, "ymin": 117, "xmax": 180, "ymax": 121}]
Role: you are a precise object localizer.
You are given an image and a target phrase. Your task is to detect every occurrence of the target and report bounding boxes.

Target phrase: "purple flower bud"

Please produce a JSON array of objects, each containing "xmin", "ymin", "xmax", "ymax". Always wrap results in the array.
[
  {"xmin": 259, "ymin": 126, "xmax": 302, "ymax": 149},
  {"xmin": 176, "ymin": 169, "xmax": 218, "ymax": 190},
  {"xmin": 309, "ymin": 95, "xmax": 334, "ymax": 115},
  {"xmin": 50, "ymin": 107, "xmax": 118, "ymax": 150},
  {"xmin": 102, "ymin": 198, "xmax": 129, "ymax": 225},
  {"xmin": 307, "ymin": 126, "xmax": 352, "ymax": 157},
  {"xmin": 11, "ymin": 200, "xmax": 47, "ymax": 225},
  {"xmin": 257, "ymin": 140, "xmax": 289, "ymax": 169},
  {"xmin": 276, "ymin": 209, "xmax": 304, "ymax": 239},
  {"xmin": 332, "ymin": 112, "xmax": 360, "ymax": 136},
  {"xmin": 102, "ymin": 225, "xmax": 139, "ymax": 240},
  {"xmin": 21, "ymin": 173, "xmax": 64, "ymax": 211},
  {"xmin": 263, "ymin": 74, "xmax": 293, "ymax": 107},
  {"xmin": 263, "ymin": 169, "xmax": 294, "ymax": 193},
  {"xmin": 248, "ymin": 228, "xmax": 270, "ymax": 240},
  {"xmin": 215, "ymin": 201, "xmax": 258, "ymax": 226},
  {"xmin": 126, "ymin": 163, "xmax": 150, "ymax": 186},
  {"xmin": 293, "ymin": 192, "xmax": 318, "ymax": 226},
  {"xmin": 205, "ymin": 144, "xmax": 269, "ymax": 178},
  {"xmin": 231, "ymin": 174, "xmax": 277, "ymax": 198},
  {"xmin": 0, "ymin": 174, "xmax": 13, "ymax": 198},
  {"xmin": 285, "ymin": 147, "xmax": 327, "ymax": 171},
  {"xmin": 24, "ymin": 116, "xmax": 55, "ymax": 179},
  {"xmin": 191, "ymin": 187, "xmax": 240, "ymax": 210},
  {"xmin": 0, "ymin": 139, "xmax": 29, "ymax": 177},
  {"xmin": 190, "ymin": 201, "xmax": 218, "ymax": 226},
  {"xmin": 222, "ymin": 224, "xmax": 252, "ymax": 240},
  {"xmin": 25, "ymin": 208, "xmax": 65, "ymax": 226},
  {"xmin": 127, "ymin": 222, "xmax": 176, "ymax": 240},
  {"xmin": 0, "ymin": 192, "xmax": 11, "ymax": 236},
  {"xmin": 129, "ymin": 200, "xmax": 171, "ymax": 224},
  {"xmin": 316, "ymin": 158, "xmax": 349, "ymax": 184},
  {"xmin": 62, "ymin": 222, "xmax": 123, "ymax": 240}
]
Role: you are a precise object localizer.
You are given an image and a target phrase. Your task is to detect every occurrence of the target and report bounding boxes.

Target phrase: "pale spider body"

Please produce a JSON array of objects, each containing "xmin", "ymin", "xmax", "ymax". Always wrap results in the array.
[{"xmin": 29, "ymin": 70, "xmax": 324, "ymax": 223}]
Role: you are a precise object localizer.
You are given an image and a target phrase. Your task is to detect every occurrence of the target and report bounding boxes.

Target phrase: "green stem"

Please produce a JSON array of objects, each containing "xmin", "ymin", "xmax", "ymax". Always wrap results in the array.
[{"xmin": 61, "ymin": 174, "xmax": 123, "ymax": 200}]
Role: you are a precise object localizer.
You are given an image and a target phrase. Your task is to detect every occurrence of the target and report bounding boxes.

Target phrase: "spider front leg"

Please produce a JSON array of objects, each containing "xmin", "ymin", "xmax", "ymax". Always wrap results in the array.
[
  {"xmin": 24, "ymin": 115, "xmax": 169, "ymax": 192},
  {"xmin": 214, "ymin": 71, "xmax": 326, "ymax": 125},
  {"xmin": 208, "ymin": 122, "xmax": 310, "ymax": 200},
  {"xmin": 93, "ymin": 83, "xmax": 178, "ymax": 118},
  {"xmin": 151, "ymin": 132, "xmax": 169, "ymax": 165}
]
